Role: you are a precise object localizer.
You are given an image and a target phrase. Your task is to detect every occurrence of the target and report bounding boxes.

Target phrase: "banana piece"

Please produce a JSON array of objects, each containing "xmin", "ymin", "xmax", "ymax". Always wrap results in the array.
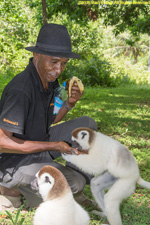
[{"xmin": 68, "ymin": 76, "xmax": 84, "ymax": 97}]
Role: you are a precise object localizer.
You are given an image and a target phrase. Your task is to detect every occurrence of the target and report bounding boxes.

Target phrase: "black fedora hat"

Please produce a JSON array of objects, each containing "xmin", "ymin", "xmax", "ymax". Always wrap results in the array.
[{"xmin": 25, "ymin": 23, "xmax": 80, "ymax": 59}]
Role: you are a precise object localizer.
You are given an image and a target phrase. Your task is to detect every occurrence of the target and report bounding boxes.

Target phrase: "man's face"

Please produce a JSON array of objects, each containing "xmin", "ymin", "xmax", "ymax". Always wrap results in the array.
[{"xmin": 33, "ymin": 53, "xmax": 69, "ymax": 87}]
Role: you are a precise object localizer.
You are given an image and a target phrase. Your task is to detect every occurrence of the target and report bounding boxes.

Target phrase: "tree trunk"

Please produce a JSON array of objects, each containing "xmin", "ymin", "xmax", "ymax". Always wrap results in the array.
[
  {"xmin": 42, "ymin": 0, "xmax": 47, "ymax": 25},
  {"xmin": 148, "ymin": 35, "xmax": 150, "ymax": 71}
]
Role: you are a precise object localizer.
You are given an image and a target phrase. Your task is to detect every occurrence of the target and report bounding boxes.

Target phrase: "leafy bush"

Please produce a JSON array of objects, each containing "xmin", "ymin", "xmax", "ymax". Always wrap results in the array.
[
  {"xmin": 0, "ymin": 0, "xmax": 39, "ymax": 82},
  {"xmin": 60, "ymin": 55, "xmax": 132, "ymax": 87}
]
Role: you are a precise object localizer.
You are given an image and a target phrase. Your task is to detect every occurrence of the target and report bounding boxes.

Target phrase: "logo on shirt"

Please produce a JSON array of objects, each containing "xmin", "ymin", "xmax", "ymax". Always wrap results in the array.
[{"xmin": 3, "ymin": 118, "xmax": 19, "ymax": 126}]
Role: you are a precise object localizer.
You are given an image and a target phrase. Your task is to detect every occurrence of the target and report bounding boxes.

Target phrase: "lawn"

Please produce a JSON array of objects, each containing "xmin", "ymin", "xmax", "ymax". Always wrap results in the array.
[{"xmin": 0, "ymin": 85, "xmax": 150, "ymax": 224}]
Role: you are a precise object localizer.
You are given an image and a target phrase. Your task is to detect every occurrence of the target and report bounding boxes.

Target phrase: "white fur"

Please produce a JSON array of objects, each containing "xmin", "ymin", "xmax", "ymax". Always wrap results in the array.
[
  {"xmin": 63, "ymin": 131, "xmax": 139, "ymax": 178},
  {"xmin": 33, "ymin": 167, "xmax": 90, "ymax": 225},
  {"xmin": 37, "ymin": 172, "xmax": 55, "ymax": 202},
  {"xmin": 62, "ymin": 128, "xmax": 150, "ymax": 225},
  {"xmin": 33, "ymin": 193, "xmax": 89, "ymax": 225}
]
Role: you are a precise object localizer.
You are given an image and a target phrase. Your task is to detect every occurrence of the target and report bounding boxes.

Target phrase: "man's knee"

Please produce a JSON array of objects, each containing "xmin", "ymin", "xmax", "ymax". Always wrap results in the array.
[
  {"xmin": 77, "ymin": 116, "xmax": 97, "ymax": 131},
  {"xmin": 0, "ymin": 186, "xmax": 20, "ymax": 197},
  {"xmin": 70, "ymin": 172, "xmax": 86, "ymax": 194},
  {"xmin": 52, "ymin": 163, "xmax": 86, "ymax": 194}
]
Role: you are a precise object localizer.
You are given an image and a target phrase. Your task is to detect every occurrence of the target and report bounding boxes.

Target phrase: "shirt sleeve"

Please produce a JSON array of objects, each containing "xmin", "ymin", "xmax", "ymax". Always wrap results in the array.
[{"xmin": 0, "ymin": 89, "xmax": 30, "ymax": 135}]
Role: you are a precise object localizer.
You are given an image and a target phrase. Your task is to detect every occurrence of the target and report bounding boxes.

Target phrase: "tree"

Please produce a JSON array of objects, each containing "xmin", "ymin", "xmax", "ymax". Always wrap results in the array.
[
  {"xmin": 34, "ymin": 1, "xmax": 150, "ymax": 35},
  {"xmin": 28, "ymin": 0, "xmax": 98, "ymax": 25},
  {"xmin": 99, "ymin": 4, "xmax": 150, "ymax": 36},
  {"xmin": 28, "ymin": 1, "xmax": 150, "ymax": 36},
  {"xmin": 42, "ymin": 0, "xmax": 47, "ymax": 24},
  {"xmin": 110, "ymin": 35, "xmax": 146, "ymax": 64}
]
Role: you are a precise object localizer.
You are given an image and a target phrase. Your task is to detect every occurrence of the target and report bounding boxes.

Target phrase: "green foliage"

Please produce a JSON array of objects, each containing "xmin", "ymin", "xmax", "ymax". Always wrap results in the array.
[
  {"xmin": 27, "ymin": 1, "xmax": 150, "ymax": 37},
  {"xmin": 27, "ymin": 0, "xmax": 150, "ymax": 37},
  {"xmin": 83, "ymin": 56, "xmax": 132, "ymax": 87},
  {"xmin": 80, "ymin": 56, "xmax": 117, "ymax": 87},
  {"xmin": 130, "ymin": 16, "xmax": 150, "ymax": 36},
  {"xmin": 5, "ymin": 205, "xmax": 25, "ymax": 225},
  {"xmin": 28, "ymin": 0, "xmax": 88, "ymax": 25},
  {"xmin": 0, "ymin": 0, "xmax": 39, "ymax": 80},
  {"xmin": 99, "ymin": 4, "xmax": 150, "ymax": 36},
  {"xmin": 60, "ymin": 54, "xmax": 132, "ymax": 87}
]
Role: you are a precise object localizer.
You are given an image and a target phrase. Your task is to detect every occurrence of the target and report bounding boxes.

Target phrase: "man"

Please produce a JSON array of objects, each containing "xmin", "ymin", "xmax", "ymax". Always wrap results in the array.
[{"xmin": 0, "ymin": 24, "xmax": 97, "ymax": 210}]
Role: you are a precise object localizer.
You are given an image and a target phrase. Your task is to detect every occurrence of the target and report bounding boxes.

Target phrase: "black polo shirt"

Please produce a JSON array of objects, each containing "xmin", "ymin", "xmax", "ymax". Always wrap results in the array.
[{"xmin": 0, "ymin": 58, "xmax": 59, "ymax": 141}]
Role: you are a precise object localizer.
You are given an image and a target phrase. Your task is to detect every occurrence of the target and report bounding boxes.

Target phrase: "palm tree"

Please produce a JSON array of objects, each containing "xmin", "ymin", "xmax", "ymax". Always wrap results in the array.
[{"xmin": 112, "ymin": 34, "xmax": 145, "ymax": 64}]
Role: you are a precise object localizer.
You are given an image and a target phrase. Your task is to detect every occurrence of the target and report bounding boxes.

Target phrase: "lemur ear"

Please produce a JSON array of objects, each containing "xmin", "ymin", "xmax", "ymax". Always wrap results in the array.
[{"xmin": 45, "ymin": 176, "xmax": 51, "ymax": 184}]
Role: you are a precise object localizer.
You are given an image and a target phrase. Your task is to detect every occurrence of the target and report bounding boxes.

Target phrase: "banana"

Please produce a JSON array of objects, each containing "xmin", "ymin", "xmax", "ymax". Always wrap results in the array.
[{"xmin": 68, "ymin": 76, "xmax": 84, "ymax": 97}]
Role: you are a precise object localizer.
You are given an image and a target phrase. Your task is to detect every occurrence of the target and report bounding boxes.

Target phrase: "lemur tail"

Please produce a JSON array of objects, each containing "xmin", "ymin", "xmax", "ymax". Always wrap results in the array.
[{"xmin": 137, "ymin": 177, "xmax": 150, "ymax": 189}]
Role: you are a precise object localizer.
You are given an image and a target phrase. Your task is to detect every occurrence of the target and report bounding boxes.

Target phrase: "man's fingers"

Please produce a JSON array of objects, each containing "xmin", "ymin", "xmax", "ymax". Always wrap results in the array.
[{"xmin": 78, "ymin": 149, "xmax": 89, "ymax": 154}]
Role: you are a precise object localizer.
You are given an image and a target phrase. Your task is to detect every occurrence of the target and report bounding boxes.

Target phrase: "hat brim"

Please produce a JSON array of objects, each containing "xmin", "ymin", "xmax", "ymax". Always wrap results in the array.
[{"xmin": 25, "ymin": 46, "xmax": 80, "ymax": 59}]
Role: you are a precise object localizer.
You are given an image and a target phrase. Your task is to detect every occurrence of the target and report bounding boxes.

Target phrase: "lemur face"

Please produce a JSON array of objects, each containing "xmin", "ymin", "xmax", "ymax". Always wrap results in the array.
[
  {"xmin": 31, "ymin": 166, "xmax": 69, "ymax": 202},
  {"xmin": 72, "ymin": 130, "xmax": 90, "ymax": 150},
  {"xmin": 36, "ymin": 172, "xmax": 55, "ymax": 201}
]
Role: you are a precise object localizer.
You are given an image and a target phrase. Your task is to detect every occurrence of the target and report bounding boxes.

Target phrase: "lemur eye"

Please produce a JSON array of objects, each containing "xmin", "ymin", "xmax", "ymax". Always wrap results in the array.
[
  {"xmin": 45, "ymin": 176, "xmax": 51, "ymax": 183},
  {"xmin": 81, "ymin": 132, "xmax": 87, "ymax": 139}
]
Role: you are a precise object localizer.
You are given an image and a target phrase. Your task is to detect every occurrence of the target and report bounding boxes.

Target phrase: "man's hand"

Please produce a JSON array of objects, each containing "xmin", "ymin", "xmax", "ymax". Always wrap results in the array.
[
  {"xmin": 53, "ymin": 81, "xmax": 84, "ymax": 124},
  {"xmin": 57, "ymin": 141, "xmax": 88, "ymax": 155},
  {"xmin": 67, "ymin": 82, "xmax": 83, "ymax": 107}
]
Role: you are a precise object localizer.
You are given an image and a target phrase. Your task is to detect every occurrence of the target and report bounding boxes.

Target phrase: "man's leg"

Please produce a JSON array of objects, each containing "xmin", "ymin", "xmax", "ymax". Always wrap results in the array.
[
  {"xmin": 18, "ymin": 117, "xmax": 97, "ymax": 208},
  {"xmin": 49, "ymin": 116, "xmax": 97, "ymax": 160},
  {"xmin": 18, "ymin": 161, "xmax": 86, "ymax": 208},
  {"xmin": 0, "ymin": 186, "xmax": 20, "ymax": 197},
  {"xmin": 49, "ymin": 116, "xmax": 97, "ymax": 142},
  {"xmin": 0, "ymin": 117, "xmax": 97, "ymax": 209},
  {"xmin": 0, "ymin": 150, "xmax": 86, "ymax": 208}
]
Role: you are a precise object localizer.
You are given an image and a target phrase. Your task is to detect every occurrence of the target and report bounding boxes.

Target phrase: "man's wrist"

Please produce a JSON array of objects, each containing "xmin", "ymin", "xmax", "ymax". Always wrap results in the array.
[{"xmin": 64, "ymin": 101, "xmax": 75, "ymax": 110}]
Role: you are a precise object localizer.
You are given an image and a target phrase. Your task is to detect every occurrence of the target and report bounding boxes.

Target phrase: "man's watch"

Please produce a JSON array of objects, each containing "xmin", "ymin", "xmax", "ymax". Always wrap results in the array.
[{"xmin": 63, "ymin": 101, "xmax": 74, "ymax": 110}]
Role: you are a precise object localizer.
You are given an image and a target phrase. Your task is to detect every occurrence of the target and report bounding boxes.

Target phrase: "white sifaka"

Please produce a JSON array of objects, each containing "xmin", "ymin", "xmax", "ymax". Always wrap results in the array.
[
  {"xmin": 62, "ymin": 127, "xmax": 150, "ymax": 225},
  {"xmin": 32, "ymin": 165, "xmax": 90, "ymax": 225}
]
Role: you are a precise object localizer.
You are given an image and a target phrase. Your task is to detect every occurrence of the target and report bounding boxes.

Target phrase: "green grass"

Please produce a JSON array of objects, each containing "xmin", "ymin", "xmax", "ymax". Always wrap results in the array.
[{"xmin": 0, "ymin": 85, "xmax": 150, "ymax": 224}]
